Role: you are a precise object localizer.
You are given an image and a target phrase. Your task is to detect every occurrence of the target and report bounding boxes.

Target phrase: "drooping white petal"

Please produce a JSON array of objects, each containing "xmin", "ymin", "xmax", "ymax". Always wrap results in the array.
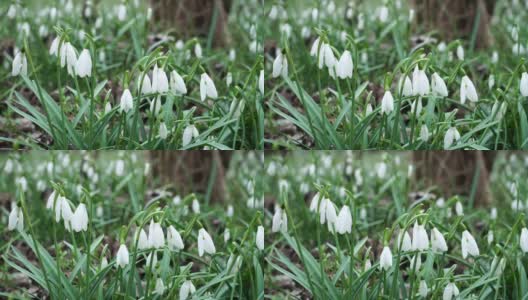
[
  {"xmin": 379, "ymin": 246, "xmax": 392, "ymax": 271},
  {"xmin": 197, "ymin": 228, "xmax": 216, "ymax": 256},
  {"xmin": 75, "ymin": 49, "xmax": 92, "ymax": 78},
  {"xmin": 116, "ymin": 244, "xmax": 129, "ymax": 268},
  {"xmin": 256, "ymin": 226, "xmax": 264, "ymax": 250}
]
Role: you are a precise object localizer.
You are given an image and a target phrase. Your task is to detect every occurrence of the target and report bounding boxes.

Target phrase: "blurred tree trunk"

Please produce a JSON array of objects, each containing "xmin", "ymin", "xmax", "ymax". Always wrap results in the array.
[
  {"xmin": 150, "ymin": 151, "xmax": 232, "ymax": 202},
  {"xmin": 150, "ymin": 0, "xmax": 232, "ymax": 47},
  {"xmin": 411, "ymin": 0, "xmax": 496, "ymax": 48},
  {"xmin": 413, "ymin": 152, "xmax": 496, "ymax": 206}
]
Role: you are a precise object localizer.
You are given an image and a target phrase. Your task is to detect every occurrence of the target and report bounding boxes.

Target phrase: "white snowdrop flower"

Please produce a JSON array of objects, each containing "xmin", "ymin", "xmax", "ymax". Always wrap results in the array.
[
  {"xmin": 117, "ymin": 4, "xmax": 127, "ymax": 21},
  {"xmin": 310, "ymin": 37, "xmax": 323, "ymax": 57},
  {"xmin": 226, "ymin": 72, "xmax": 233, "ymax": 87},
  {"xmin": 319, "ymin": 198, "xmax": 337, "ymax": 231},
  {"xmin": 192, "ymin": 199, "xmax": 200, "ymax": 214},
  {"xmin": 226, "ymin": 205, "xmax": 234, "ymax": 217},
  {"xmin": 228, "ymin": 48, "xmax": 236, "ymax": 61},
  {"xmin": 258, "ymin": 70, "xmax": 264, "ymax": 95},
  {"xmin": 115, "ymin": 159, "xmax": 125, "ymax": 176},
  {"xmin": 412, "ymin": 67, "xmax": 430, "ymax": 96},
  {"xmin": 272, "ymin": 52, "xmax": 288, "ymax": 78},
  {"xmin": 399, "ymin": 76, "xmax": 413, "ymax": 97},
  {"xmin": 321, "ymin": 43, "xmax": 336, "ymax": 69},
  {"xmin": 380, "ymin": 91, "xmax": 394, "ymax": 115},
  {"xmin": 443, "ymin": 282, "xmax": 459, "ymax": 300},
  {"xmin": 60, "ymin": 42, "xmax": 77, "ymax": 76},
  {"xmin": 101, "ymin": 256, "xmax": 108, "ymax": 269},
  {"xmin": 366, "ymin": 103, "xmax": 373, "ymax": 116},
  {"xmin": 272, "ymin": 206, "xmax": 288, "ymax": 233},
  {"xmin": 200, "ymin": 73, "xmax": 218, "ymax": 101},
  {"xmin": 7, "ymin": 4, "xmax": 17, "ymax": 19},
  {"xmin": 488, "ymin": 75, "xmax": 495, "ymax": 90},
  {"xmin": 461, "ymin": 230, "xmax": 479, "ymax": 259},
  {"xmin": 152, "ymin": 65, "xmax": 169, "ymax": 94},
  {"xmin": 364, "ymin": 258, "xmax": 372, "ymax": 271},
  {"xmin": 460, "ymin": 76, "xmax": 478, "ymax": 104},
  {"xmin": 75, "ymin": 49, "xmax": 92, "ymax": 78},
  {"xmin": 431, "ymin": 227, "xmax": 448, "ymax": 252},
  {"xmin": 455, "ymin": 201, "xmax": 464, "ymax": 216},
  {"xmin": 511, "ymin": 26, "xmax": 519, "ymax": 42},
  {"xmin": 379, "ymin": 246, "xmax": 392, "ymax": 271},
  {"xmin": 336, "ymin": 50, "xmax": 353, "ymax": 79},
  {"xmin": 194, "ymin": 43, "xmax": 202, "ymax": 58},
  {"xmin": 116, "ymin": 244, "xmax": 129, "ymax": 268},
  {"xmin": 269, "ymin": 5, "xmax": 278, "ymax": 19},
  {"xmin": 336, "ymin": 206, "xmax": 352, "ymax": 234},
  {"xmin": 456, "ymin": 45, "xmax": 464, "ymax": 60},
  {"xmin": 410, "ymin": 99, "xmax": 422, "ymax": 116},
  {"xmin": 512, "ymin": 43, "xmax": 526, "ymax": 55},
  {"xmin": 412, "ymin": 221, "xmax": 429, "ymax": 251},
  {"xmin": 179, "ymin": 280, "xmax": 196, "ymax": 300},
  {"xmin": 256, "ymin": 226, "xmax": 264, "ymax": 250},
  {"xmin": 159, "ymin": 122, "xmax": 168, "ymax": 140},
  {"xmin": 120, "ymin": 89, "xmax": 133, "ymax": 113},
  {"xmin": 520, "ymin": 72, "xmax": 528, "ymax": 97},
  {"xmin": 136, "ymin": 228, "xmax": 149, "ymax": 250},
  {"xmin": 490, "ymin": 207, "xmax": 497, "ymax": 219},
  {"xmin": 155, "ymin": 278, "xmax": 165, "ymax": 295},
  {"xmin": 359, "ymin": 207, "xmax": 367, "ymax": 220},
  {"xmin": 487, "ymin": 231, "xmax": 494, "ymax": 245},
  {"xmin": 420, "ymin": 125, "xmax": 430, "ymax": 142},
  {"xmin": 169, "ymin": 70, "xmax": 187, "ymax": 95},
  {"xmin": 437, "ymin": 42, "xmax": 447, "ymax": 52},
  {"xmin": 71, "ymin": 203, "xmax": 88, "ymax": 232},
  {"xmin": 138, "ymin": 74, "xmax": 152, "ymax": 95},
  {"xmin": 431, "ymin": 73, "xmax": 448, "ymax": 97},
  {"xmin": 309, "ymin": 192, "xmax": 322, "ymax": 212},
  {"xmin": 148, "ymin": 221, "xmax": 165, "ymax": 248},
  {"xmin": 104, "ymin": 102, "xmax": 112, "ymax": 114},
  {"xmin": 60, "ymin": 198, "xmax": 73, "ymax": 230},
  {"xmin": 491, "ymin": 51, "xmax": 499, "ymax": 64},
  {"xmin": 167, "ymin": 225, "xmax": 184, "ymax": 251},
  {"xmin": 224, "ymin": 229, "xmax": 230, "ymax": 242},
  {"xmin": 520, "ymin": 228, "xmax": 528, "ymax": 253},
  {"xmin": 512, "ymin": 199, "xmax": 525, "ymax": 211},
  {"xmin": 8, "ymin": 205, "xmax": 24, "ymax": 231},
  {"xmin": 398, "ymin": 231, "xmax": 412, "ymax": 252},
  {"xmin": 150, "ymin": 96, "xmax": 162, "ymax": 115},
  {"xmin": 444, "ymin": 127, "xmax": 461, "ymax": 149},
  {"xmin": 4, "ymin": 159, "xmax": 13, "ymax": 173},
  {"xmin": 378, "ymin": 6, "xmax": 389, "ymax": 23},
  {"xmin": 12, "ymin": 52, "xmax": 27, "ymax": 77},
  {"xmin": 197, "ymin": 228, "xmax": 216, "ymax": 256},
  {"xmin": 419, "ymin": 280, "xmax": 428, "ymax": 297},
  {"xmin": 182, "ymin": 124, "xmax": 199, "ymax": 147},
  {"xmin": 409, "ymin": 254, "xmax": 421, "ymax": 272},
  {"xmin": 50, "ymin": 37, "xmax": 61, "ymax": 56}
]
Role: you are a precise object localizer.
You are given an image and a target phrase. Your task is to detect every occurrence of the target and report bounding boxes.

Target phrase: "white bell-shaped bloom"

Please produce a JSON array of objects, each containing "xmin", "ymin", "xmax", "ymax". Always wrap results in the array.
[
  {"xmin": 488, "ymin": 75, "xmax": 495, "ymax": 90},
  {"xmin": 8, "ymin": 205, "xmax": 24, "ymax": 231},
  {"xmin": 460, "ymin": 76, "xmax": 478, "ymax": 104},
  {"xmin": 335, "ymin": 205, "xmax": 352, "ymax": 234},
  {"xmin": 71, "ymin": 203, "xmax": 88, "ymax": 232},
  {"xmin": 310, "ymin": 37, "xmax": 322, "ymax": 57},
  {"xmin": 105, "ymin": 102, "xmax": 112, "ymax": 114},
  {"xmin": 137, "ymin": 228, "xmax": 149, "ymax": 250},
  {"xmin": 398, "ymin": 231, "xmax": 412, "ymax": 252},
  {"xmin": 197, "ymin": 228, "xmax": 216, "ymax": 256},
  {"xmin": 456, "ymin": 45, "xmax": 464, "ymax": 60},
  {"xmin": 443, "ymin": 282, "xmax": 459, "ymax": 300},
  {"xmin": 152, "ymin": 65, "xmax": 169, "ymax": 94},
  {"xmin": 412, "ymin": 67, "xmax": 430, "ymax": 96},
  {"xmin": 381, "ymin": 91, "xmax": 394, "ymax": 115},
  {"xmin": 60, "ymin": 197, "xmax": 73, "ymax": 230},
  {"xmin": 420, "ymin": 125, "xmax": 430, "ymax": 142},
  {"xmin": 167, "ymin": 225, "xmax": 184, "ymax": 251},
  {"xmin": 444, "ymin": 126, "xmax": 461, "ymax": 149},
  {"xmin": 455, "ymin": 201, "xmax": 464, "ymax": 216},
  {"xmin": 12, "ymin": 52, "xmax": 28, "ymax": 77},
  {"xmin": 155, "ymin": 278, "xmax": 165, "ymax": 295},
  {"xmin": 200, "ymin": 73, "xmax": 218, "ymax": 101},
  {"xmin": 319, "ymin": 198, "xmax": 337, "ymax": 231},
  {"xmin": 182, "ymin": 124, "xmax": 199, "ymax": 147},
  {"xmin": 431, "ymin": 73, "xmax": 448, "ymax": 97},
  {"xmin": 461, "ymin": 230, "xmax": 479, "ymax": 259},
  {"xmin": 520, "ymin": 72, "xmax": 528, "ymax": 97},
  {"xmin": 75, "ymin": 49, "xmax": 92, "ymax": 78},
  {"xmin": 179, "ymin": 280, "xmax": 196, "ymax": 300},
  {"xmin": 412, "ymin": 221, "xmax": 429, "ymax": 251},
  {"xmin": 60, "ymin": 42, "xmax": 77, "ymax": 76},
  {"xmin": 117, "ymin": 4, "xmax": 127, "ymax": 21},
  {"xmin": 50, "ymin": 37, "xmax": 61, "ymax": 56},
  {"xmin": 520, "ymin": 227, "xmax": 528, "ymax": 253},
  {"xmin": 224, "ymin": 229, "xmax": 231, "ymax": 242},
  {"xmin": 419, "ymin": 280, "xmax": 428, "ymax": 297},
  {"xmin": 322, "ymin": 43, "xmax": 336, "ymax": 69},
  {"xmin": 192, "ymin": 199, "xmax": 200, "ymax": 214},
  {"xmin": 159, "ymin": 122, "xmax": 168, "ymax": 140},
  {"xmin": 120, "ymin": 89, "xmax": 133, "ymax": 113},
  {"xmin": 272, "ymin": 52, "xmax": 288, "ymax": 78},
  {"xmin": 256, "ymin": 225, "xmax": 264, "ymax": 250},
  {"xmin": 399, "ymin": 75, "xmax": 413, "ymax": 97},
  {"xmin": 336, "ymin": 50, "xmax": 353, "ymax": 79},
  {"xmin": 170, "ymin": 70, "xmax": 187, "ymax": 95},
  {"xmin": 116, "ymin": 244, "xmax": 129, "ymax": 268},
  {"xmin": 148, "ymin": 221, "xmax": 165, "ymax": 248},
  {"xmin": 379, "ymin": 246, "xmax": 392, "ymax": 271},
  {"xmin": 272, "ymin": 206, "xmax": 288, "ymax": 233},
  {"xmin": 309, "ymin": 192, "xmax": 322, "ymax": 212},
  {"xmin": 431, "ymin": 227, "xmax": 448, "ymax": 252},
  {"xmin": 259, "ymin": 70, "xmax": 264, "ymax": 94},
  {"xmin": 226, "ymin": 72, "xmax": 232, "ymax": 87},
  {"xmin": 194, "ymin": 43, "xmax": 202, "ymax": 58},
  {"xmin": 7, "ymin": 4, "xmax": 17, "ymax": 19},
  {"xmin": 138, "ymin": 74, "xmax": 152, "ymax": 95}
]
